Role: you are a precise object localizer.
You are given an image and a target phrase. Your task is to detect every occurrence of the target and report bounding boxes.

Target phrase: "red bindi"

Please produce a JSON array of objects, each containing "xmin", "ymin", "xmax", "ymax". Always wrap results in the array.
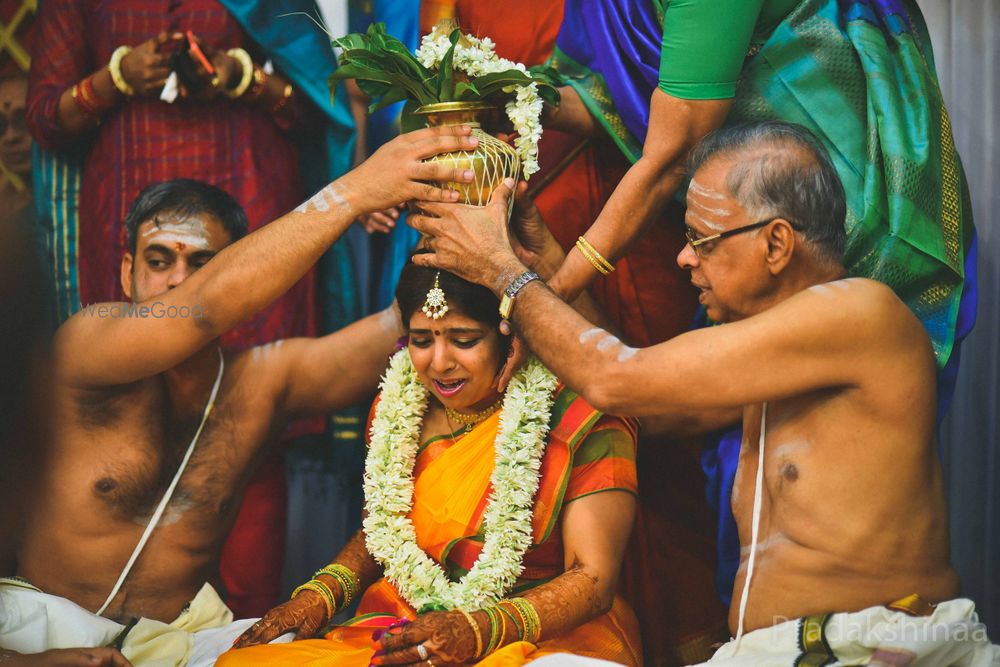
[{"xmin": 174, "ymin": 242, "xmax": 186, "ymax": 251}]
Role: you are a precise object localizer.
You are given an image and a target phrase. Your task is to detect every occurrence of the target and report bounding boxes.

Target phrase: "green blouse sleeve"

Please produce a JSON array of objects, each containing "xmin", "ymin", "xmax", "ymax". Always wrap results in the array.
[{"xmin": 658, "ymin": 0, "xmax": 767, "ymax": 100}]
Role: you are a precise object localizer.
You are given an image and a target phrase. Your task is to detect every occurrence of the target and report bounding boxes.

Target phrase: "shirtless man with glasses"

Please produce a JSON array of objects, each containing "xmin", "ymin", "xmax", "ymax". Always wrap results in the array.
[{"xmin": 405, "ymin": 121, "xmax": 998, "ymax": 665}]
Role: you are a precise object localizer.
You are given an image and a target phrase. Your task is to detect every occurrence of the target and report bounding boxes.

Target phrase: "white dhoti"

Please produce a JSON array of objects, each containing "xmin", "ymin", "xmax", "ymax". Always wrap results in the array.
[
  {"xmin": 696, "ymin": 598, "xmax": 999, "ymax": 666},
  {"xmin": 0, "ymin": 577, "xmax": 244, "ymax": 666}
]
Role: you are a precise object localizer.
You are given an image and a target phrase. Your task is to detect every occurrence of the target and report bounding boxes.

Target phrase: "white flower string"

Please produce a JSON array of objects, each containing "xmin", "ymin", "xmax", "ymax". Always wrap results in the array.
[
  {"xmin": 416, "ymin": 32, "xmax": 544, "ymax": 177},
  {"xmin": 363, "ymin": 350, "xmax": 558, "ymax": 610}
]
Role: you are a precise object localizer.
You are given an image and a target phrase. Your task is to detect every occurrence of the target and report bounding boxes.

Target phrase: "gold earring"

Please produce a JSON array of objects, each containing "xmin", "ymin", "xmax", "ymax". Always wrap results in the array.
[{"xmin": 422, "ymin": 272, "xmax": 449, "ymax": 320}]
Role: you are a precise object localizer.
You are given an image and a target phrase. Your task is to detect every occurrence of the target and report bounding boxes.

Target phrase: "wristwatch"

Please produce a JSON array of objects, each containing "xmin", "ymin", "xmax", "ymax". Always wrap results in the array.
[{"xmin": 498, "ymin": 271, "xmax": 540, "ymax": 320}]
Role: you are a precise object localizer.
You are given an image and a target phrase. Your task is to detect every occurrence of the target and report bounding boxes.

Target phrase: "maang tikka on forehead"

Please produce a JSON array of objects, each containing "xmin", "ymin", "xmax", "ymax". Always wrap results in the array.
[{"xmin": 422, "ymin": 271, "xmax": 449, "ymax": 320}]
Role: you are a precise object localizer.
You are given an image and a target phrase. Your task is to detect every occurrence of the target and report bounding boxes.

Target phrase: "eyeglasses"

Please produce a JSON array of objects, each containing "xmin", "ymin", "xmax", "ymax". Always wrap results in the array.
[{"xmin": 685, "ymin": 218, "xmax": 798, "ymax": 257}]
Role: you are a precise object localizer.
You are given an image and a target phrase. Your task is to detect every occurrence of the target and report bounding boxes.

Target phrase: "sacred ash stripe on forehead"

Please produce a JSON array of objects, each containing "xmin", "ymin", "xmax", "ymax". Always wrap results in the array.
[{"xmin": 142, "ymin": 218, "xmax": 212, "ymax": 250}]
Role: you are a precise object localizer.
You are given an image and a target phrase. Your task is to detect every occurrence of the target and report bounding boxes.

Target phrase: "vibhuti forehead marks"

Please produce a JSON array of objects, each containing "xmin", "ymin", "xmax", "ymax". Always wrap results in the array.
[
  {"xmin": 687, "ymin": 177, "xmax": 727, "ymax": 200},
  {"xmin": 143, "ymin": 216, "xmax": 213, "ymax": 250},
  {"xmin": 686, "ymin": 178, "xmax": 735, "ymax": 231}
]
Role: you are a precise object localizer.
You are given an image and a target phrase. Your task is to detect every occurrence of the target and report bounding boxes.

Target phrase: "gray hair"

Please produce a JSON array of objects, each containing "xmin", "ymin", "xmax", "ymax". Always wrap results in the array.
[{"xmin": 687, "ymin": 121, "xmax": 847, "ymax": 265}]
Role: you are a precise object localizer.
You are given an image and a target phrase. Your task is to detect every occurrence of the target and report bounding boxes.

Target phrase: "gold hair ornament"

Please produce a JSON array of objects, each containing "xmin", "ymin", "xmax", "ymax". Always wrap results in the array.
[{"xmin": 422, "ymin": 272, "xmax": 449, "ymax": 320}]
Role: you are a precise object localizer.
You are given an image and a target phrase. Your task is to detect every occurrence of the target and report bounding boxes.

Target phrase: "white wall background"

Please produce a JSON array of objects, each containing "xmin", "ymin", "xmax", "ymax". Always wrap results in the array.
[{"xmin": 916, "ymin": 0, "xmax": 1000, "ymax": 630}]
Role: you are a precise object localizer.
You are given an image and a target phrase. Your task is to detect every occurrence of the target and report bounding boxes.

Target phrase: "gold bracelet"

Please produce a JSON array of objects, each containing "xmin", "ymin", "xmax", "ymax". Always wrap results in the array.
[
  {"xmin": 505, "ymin": 599, "xmax": 532, "ymax": 642},
  {"xmin": 496, "ymin": 605, "xmax": 508, "ymax": 648},
  {"xmin": 577, "ymin": 236, "xmax": 615, "ymax": 272},
  {"xmin": 269, "ymin": 82, "xmax": 293, "ymax": 115},
  {"xmin": 225, "ymin": 48, "xmax": 255, "ymax": 98},
  {"xmin": 496, "ymin": 602, "xmax": 523, "ymax": 641},
  {"xmin": 290, "ymin": 580, "xmax": 334, "ymax": 621},
  {"xmin": 108, "ymin": 46, "xmax": 135, "ymax": 97},
  {"xmin": 246, "ymin": 66, "xmax": 267, "ymax": 100},
  {"xmin": 458, "ymin": 609, "xmax": 483, "ymax": 659},
  {"xmin": 315, "ymin": 565, "xmax": 358, "ymax": 597},
  {"xmin": 314, "ymin": 564, "xmax": 359, "ymax": 611},
  {"xmin": 575, "ymin": 239, "xmax": 610, "ymax": 275},
  {"xmin": 482, "ymin": 605, "xmax": 502, "ymax": 655},
  {"xmin": 575, "ymin": 236, "xmax": 614, "ymax": 274},
  {"xmin": 508, "ymin": 598, "xmax": 541, "ymax": 643}
]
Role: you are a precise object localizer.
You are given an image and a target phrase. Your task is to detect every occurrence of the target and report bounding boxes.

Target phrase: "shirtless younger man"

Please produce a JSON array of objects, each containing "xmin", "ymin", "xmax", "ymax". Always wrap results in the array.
[
  {"xmin": 3, "ymin": 126, "xmax": 478, "ymax": 645},
  {"xmin": 405, "ymin": 122, "xmax": 997, "ymax": 665}
]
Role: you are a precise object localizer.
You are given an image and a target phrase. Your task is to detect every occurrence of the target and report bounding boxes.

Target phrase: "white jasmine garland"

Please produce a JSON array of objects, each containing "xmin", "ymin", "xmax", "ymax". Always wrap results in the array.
[
  {"xmin": 363, "ymin": 350, "xmax": 557, "ymax": 610},
  {"xmin": 416, "ymin": 32, "xmax": 544, "ymax": 177}
]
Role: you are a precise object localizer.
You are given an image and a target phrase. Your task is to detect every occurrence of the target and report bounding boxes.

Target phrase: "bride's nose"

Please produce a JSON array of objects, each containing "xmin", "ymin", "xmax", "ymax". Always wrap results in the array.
[{"xmin": 430, "ymin": 341, "xmax": 457, "ymax": 374}]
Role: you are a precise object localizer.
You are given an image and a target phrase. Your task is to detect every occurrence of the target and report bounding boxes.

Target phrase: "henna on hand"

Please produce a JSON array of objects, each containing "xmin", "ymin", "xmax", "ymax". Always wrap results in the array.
[
  {"xmin": 231, "ymin": 591, "xmax": 328, "ymax": 648},
  {"xmin": 375, "ymin": 611, "xmax": 479, "ymax": 665}
]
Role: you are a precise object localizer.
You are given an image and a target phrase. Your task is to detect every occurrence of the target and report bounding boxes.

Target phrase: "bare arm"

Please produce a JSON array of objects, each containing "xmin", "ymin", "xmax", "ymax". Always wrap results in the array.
[
  {"xmin": 543, "ymin": 86, "xmax": 600, "ymax": 138},
  {"xmin": 549, "ymin": 89, "xmax": 731, "ymax": 301},
  {"xmin": 55, "ymin": 126, "xmax": 479, "ymax": 388},
  {"xmin": 267, "ymin": 305, "xmax": 403, "ymax": 419},
  {"xmin": 493, "ymin": 276, "xmax": 902, "ymax": 416},
  {"xmin": 520, "ymin": 490, "xmax": 636, "ymax": 636},
  {"xmin": 508, "ymin": 182, "xmax": 614, "ymax": 331}
]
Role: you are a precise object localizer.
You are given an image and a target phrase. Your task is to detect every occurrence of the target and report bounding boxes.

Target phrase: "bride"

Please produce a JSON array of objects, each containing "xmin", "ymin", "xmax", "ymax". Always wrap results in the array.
[{"xmin": 219, "ymin": 214, "xmax": 641, "ymax": 666}]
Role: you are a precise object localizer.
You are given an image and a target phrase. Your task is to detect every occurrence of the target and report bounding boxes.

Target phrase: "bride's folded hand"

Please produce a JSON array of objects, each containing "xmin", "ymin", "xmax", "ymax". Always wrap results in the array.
[
  {"xmin": 374, "ymin": 610, "xmax": 479, "ymax": 666},
  {"xmin": 230, "ymin": 590, "xmax": 329, "ymax": 649}
]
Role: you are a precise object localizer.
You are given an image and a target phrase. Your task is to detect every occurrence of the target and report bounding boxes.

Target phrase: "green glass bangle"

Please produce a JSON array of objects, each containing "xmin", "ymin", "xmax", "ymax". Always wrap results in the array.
[{"xmin": 497, "ymin": 602, "xmax": 523, "ymax": 641}]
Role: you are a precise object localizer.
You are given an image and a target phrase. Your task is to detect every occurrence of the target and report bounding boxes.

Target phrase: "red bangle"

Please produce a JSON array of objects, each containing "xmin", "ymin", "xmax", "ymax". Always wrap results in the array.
[
  {"xmin": 82, "ymin": 75, "xmax": 113, "ymax": 112},
  {"xmin": 71, "ymin": 81, "xmax": 101, "ymax": 120}
]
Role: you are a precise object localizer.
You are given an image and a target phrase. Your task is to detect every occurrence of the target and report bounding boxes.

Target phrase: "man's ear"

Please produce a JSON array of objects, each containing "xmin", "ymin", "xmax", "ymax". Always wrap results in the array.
[
  {"xmin": 120, "ymin": 253, "xmax": 134, "ymax": 300},
  {"xmin": 765, "ymin": 219, "xmax": 796, "ymax": 275}
]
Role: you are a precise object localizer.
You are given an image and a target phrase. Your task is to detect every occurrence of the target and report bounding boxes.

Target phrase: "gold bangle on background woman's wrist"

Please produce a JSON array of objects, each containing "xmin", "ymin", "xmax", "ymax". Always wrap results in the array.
[
  {"xmin": 575, "ymin": 236, "xmax": 615, "ymax": 275},
  {"xmin": 108, "ymin": 45, "xmax": 135, "ymax": 97},
  {"xmin": 225, "ymin": 48, "xmax": 255, "ymax": 98}
]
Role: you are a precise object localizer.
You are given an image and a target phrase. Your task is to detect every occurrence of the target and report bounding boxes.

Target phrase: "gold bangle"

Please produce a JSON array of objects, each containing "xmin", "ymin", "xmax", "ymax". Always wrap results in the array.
[
  {"xmin": 225, "ymin": 48, "xmax": 255, "ymax": 98},
  {"xmin": 482, "ymin": 605, "xmax": 501, "ymax": 655},
  {"xmin": 108, "ymin": 46, "xmax": 135, "ymax": 97},
  {"xmin": 508, "ymin": 598, "xmax": 541, "ymax": 643},
  {"xmin": 269, "ymin": 83, "xmax": 293, "ymax": 115},
  {"xmin": 314, "ymin": 564, "xmax": 358, "ymax": 611},
  {"xmin": 246, "ymin": 66, "xmax": 267, "ymax": 100},
  {"xmin": 315, "ymin": 565, "xmax": 358, "ymax": 597},
  {"xmin": 309, "ymin": 580, "xmax": 337, "ymax": 619},
  {"xmin": 505, "ymin": 599, "xmax": 532, "ymax": 642},
  {"xmin": 575, "ymin": 238, "xmax": 611, "ymax": 275},
  {"xmin": 291, "ymin": 580, "xmax": 334, "ymax": 621},
  {"xmin": 496, "ymin": 602, "xmax": 523, "ymax": 641},
  {"xmin": 458, "ymin": 609, "xmax": 483, "ymax": 659},
  {"xmin": 577, "ymin": 235, "xmax": 614, "ymax": 272},
  {"xmin": 575, "ymin": 236, "xmax": 614, "ymax": 274}
]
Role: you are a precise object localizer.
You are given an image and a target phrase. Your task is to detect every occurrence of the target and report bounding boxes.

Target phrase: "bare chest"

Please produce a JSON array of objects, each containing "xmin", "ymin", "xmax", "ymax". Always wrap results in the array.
[{"xmin": 64, "ymin": 377, "xmax": 278, "ymax": 528}]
